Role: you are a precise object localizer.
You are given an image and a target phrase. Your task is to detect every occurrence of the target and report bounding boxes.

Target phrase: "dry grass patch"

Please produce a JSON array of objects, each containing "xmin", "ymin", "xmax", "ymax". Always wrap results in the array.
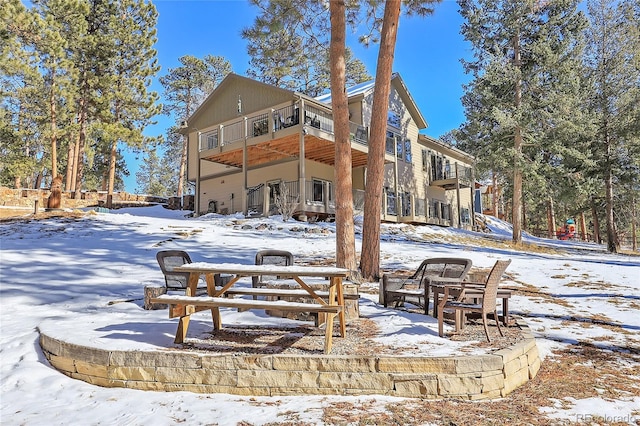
[{"xmin": 311, "ymin": 344, "xmax": 640, "ymax": 426}]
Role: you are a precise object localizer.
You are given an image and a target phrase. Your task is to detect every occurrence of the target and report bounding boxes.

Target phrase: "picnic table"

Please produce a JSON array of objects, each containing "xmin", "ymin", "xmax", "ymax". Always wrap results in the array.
[{"xmin": 151, "ymin": 262, "xmax": 349, "ymax": 354}]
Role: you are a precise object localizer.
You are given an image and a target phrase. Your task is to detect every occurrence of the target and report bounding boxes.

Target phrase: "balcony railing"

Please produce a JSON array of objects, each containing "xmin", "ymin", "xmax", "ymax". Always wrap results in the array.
[
  {"xmin": 198, "ymin": 102, "xmax": 369, "ymax": 152},
  {"xmin": 246, "ymin": 182, "xmax": 453, "ymax": 226},
  {"xmin": 223, "ymin": 120, "xmax": 244, "ymax": 146}
]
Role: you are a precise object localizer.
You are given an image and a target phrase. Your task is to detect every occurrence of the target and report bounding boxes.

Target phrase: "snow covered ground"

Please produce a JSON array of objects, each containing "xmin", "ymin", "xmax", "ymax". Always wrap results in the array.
[{"xmin": 1, "ymin": 206, "xmax": 638, "ymax": 425}]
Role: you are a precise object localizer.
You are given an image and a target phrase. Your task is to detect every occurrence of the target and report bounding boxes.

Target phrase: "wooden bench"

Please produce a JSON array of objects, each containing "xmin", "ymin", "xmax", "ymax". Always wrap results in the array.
[
  {"xmin": 151, "ymin": 294, "xmax": 344, "ymax": 354},
  {"xmin": 224, "ymin": 287, "xmax": 332, "ymax": 298}
]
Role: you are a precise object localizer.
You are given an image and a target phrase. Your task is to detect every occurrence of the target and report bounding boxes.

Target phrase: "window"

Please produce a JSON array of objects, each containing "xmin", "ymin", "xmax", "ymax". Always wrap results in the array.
[
  {"xmin": 312, "ymin": 179, "xmax": 324, "ymax": 202},
  {"xmin": 421, "ymin": 149, "xmax": 428, "ymax": 172},
  {"xmin": 441, "ymin": 203, "xmax": 451, "ymax": 221},
  {"xmin": 268, "ymin": 180, "xmax": 281, "ymax": 204},
  {"xmin": 461, "ymin": 208, "xmax": 471, "ymax": 224},
  {"xmin": 404, "ymin": 139, "xmax": 412, "ymax": 163},
  {"xmin": 444, "ymin": 159, "xmax": 451, "ymax": 179},
  {"xmin": 385, "ymin": 187, "xmax": 397, "ymax": 215},
  {"xmin": 385, "ymin": 131, "xmax": 395, "ymax": 154},
  {"xmin": 436, "ymin": 155, "xmax": 443, "ymax": 180},
  {"xmin": 387, "ymin": 111, "xmax": 401, "ymax": 128},
  {"xmin": 310, "ymin": 179, "xmax": 332, "ymax": 204},
  {"xmin": 387, "ymin": 131, "xmax": 412, "ymax": 163},
  {"xmin": 431, "ymin": 201, "xmax": 440, "ymax": 219},
  {"xmin": 401, "ymin": 192, "xmax": 411, "ymax": 216}
]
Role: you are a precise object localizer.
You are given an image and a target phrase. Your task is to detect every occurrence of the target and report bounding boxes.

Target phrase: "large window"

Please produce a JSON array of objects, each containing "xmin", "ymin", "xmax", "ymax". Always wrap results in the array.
[
  {"xmin": 430, "ymin": 153, "xmax": 444, "ymax": 180},
  {"xmin": 401, "ymin": 192, "xmax": 411, "ymax": 216},
  {"xmin": 421, "ymin": 149, "xmax": 428, "ymax": 172},
  {"xmin": 385, "ymin": 131, "xmax": 395, "ymax": 154},
  {"xmin": 461, "ymin": 207, "xmax": 471, "ymax": 224},
  {"xmin": 268, "ymin": 180, "xmax": 281, "ymax": 199},
  {"xmin": 385, "ymin": 187, "xmax": 397, "ymax": 215},
  {"xmin": 404, "ymin": 139, "xmax": 412, "ymax": 162},
  {"xmin": 310, "ymin": 178, "xmax": 332, "ymax": 204},
  {"xmin": 387, "ymin": 130, "xmax": 412, "ymax": 163}
]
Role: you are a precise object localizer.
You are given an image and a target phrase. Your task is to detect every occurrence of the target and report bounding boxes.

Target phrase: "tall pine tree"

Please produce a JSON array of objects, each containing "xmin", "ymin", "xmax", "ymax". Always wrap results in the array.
[
  {"xmin": 457, "ymin": 0, "xmax": 587, "ymax": 243},
  {"xmin": 101, "ymin": 0, "xmax": 161, "ymax": 207},
  {"xmin": 584, "ymin": 0, "xmax": 640, "ymax": 252},
  {"xmin": 160, "ymin": 55, "xmax": 231, "ymax": 202}
]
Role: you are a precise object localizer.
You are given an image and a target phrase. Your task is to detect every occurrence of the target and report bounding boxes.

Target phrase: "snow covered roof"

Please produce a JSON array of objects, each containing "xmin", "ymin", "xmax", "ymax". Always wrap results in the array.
[{"xmin": 315, "ymin": 79, "xmax": 376, "ymax": 104}]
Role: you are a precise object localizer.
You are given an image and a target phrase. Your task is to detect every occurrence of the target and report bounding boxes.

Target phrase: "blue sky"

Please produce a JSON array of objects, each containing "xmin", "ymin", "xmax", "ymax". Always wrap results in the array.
[{"xmin": 126, "ymin": 0, "xmax": 472, "ymax": 193}]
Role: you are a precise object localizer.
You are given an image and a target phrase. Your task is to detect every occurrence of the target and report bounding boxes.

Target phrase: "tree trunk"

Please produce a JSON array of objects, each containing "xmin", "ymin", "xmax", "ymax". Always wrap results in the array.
[
  {"xmin": 547, "ymin": 195, "xmax": 556, "ymax": 239},
  {"xmin": 107, "ymin": 139, "xmax": 117, "ymax": 208},
  {"xmin": 74, "ymin": 107, "xmax": 87, "ymax": 199},
  {"xmin": 579, "ymin": 211, "xmax": 587, "ymax": 241},
  {"xmin": 591, "ymin": 197, "xmax": 601, "ymax": 244},
  {"xmin": 107, "ymin": 100, "xmax": 120, "ymax": 209},
  {"xmin": 65, "ymin": 134, "xmax": 75, "ymax": 191},
  {"xmin": 49, "ymin": 80, "xmax": 58, "ymax": 180},
  {"xmin": 177, "ymin": 133, "xmax": 188, "ymax": 206},
  {"xmin": 492, "ymin": 172, "xmax": 498, "ymax": 217},
  {"xmin": 360, "ymin": 0, "xmax": 401, "ymax": 281},
  {"xmin": 632, "ymin": 195, "xmax": 637, "ymax": 252},
  {"xmin": 511, "ymin": 30, "xmax": 523, "ymax": 244},
  {"xmin": 603, "ymin": 130, "xmax": 619, "ymax": 253},
  {"xmin": 329, "ymin": 0, "xmax": 358, "ymax": 278}
]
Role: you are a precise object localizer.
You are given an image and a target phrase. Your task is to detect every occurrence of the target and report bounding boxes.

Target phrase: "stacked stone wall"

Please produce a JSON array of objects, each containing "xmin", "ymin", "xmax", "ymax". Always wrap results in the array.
[
  {"xmin": 0, "ymin": 186, "xmax": 171, "ymax": 210},
  {"xmin": 39, "ymin": 319, "xmax": 541, "ymax": 399}
]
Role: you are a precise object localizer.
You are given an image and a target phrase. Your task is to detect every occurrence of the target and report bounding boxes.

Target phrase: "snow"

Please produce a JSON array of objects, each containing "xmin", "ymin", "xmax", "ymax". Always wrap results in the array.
[{"xmin": 1, "ymin": 205, "xmax": 639, "ymax": 425}]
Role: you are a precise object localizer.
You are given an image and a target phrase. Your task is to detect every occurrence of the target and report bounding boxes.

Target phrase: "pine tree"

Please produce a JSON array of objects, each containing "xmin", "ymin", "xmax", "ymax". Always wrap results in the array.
[
  {"xmin": 584, "ymin": 0, "xmax": 640, "ymax": 252},
  {"xmin": 159, "ymin": 55, "xmax": 231, "ymax": 201},
  {"xmin": 457, "ymin": 0, "xmax": 587, "ymax": 244},
  {"xmin": 0, "ymin": 0, "xmax": 44, "ymax": 188},
  {"xmin": 29, "ymin": 0, "xmax": 87, "ymax": 189},
  {"xmin": 242, "ymin": 0, "xmax": 371, "ymax": 97},
  {"xmin": 135, "ymin": 147, "xmax": 165, "ymax": 196},
  {"xmin": 101, "ymin": 0, "xmax": 161, "ymax": 207},
  {"xmin": 359, "ymin": 0, "xmax": 441, "ymax": 281},
  {"xmin": 329, "ymin": 0, "xmax": 357, "ymax": 276}
]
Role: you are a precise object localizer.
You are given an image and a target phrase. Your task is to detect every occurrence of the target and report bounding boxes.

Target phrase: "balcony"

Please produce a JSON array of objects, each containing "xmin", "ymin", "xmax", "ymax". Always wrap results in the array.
[
  {"xmin": 430, "ymin": 163, "xmax": 473, "ymax": 190},
  {"xmin": 198, "ymin": 102, "xmax": 372, "ymax": 169}
]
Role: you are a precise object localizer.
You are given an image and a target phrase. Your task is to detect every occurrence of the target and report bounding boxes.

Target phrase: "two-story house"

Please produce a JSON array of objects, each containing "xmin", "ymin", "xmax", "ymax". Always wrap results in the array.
[{"xmin": 184, "ymin": 73, "xmax": 475, "ymax": 229}]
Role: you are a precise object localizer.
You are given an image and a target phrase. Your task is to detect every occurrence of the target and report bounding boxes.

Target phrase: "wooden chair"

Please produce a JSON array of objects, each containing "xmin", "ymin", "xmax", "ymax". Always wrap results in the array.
[
  {"xmin": 437, "ymin": 259, "xmax": 511, "ymax": 342},
  {"xmin": 156, "ymin": 250, "xmax": 206, "ymax": 293},
  {"xmin": 251, "ymin": 249, "xmax": 294, "ymax": 289},
  {"xmin": 382, "ymin": 258, "xmax": 472, "ymax": 315}
]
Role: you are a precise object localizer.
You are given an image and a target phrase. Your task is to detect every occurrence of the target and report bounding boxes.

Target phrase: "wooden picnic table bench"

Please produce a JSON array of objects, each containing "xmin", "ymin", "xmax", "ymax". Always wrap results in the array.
[{"xmin": 152, "ymin": 262, "xmax": 349, "ymax": 354}]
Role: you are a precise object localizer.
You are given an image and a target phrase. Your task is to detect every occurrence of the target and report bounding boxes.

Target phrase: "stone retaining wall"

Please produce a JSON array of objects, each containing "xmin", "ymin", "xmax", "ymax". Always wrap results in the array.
[
  {"xmin": 39, "ymin": 319, "xmax": 540, "ymax": 399},
  {"xmin": 0, "ymin": 186, "xmax": 172, "ymax": 209}
]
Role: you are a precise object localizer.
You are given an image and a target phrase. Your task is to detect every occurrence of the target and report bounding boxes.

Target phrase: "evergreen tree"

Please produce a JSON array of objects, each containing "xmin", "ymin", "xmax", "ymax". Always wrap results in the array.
[
  {"xmin": 329, "ymin": 0, "xmax": 358, "ymax": 277},
  {"xmin": 0, "ymin": 0, "xmax": 44, "ymax": 188},
  {"xmin": 584, "ymin": 0, "xmax": 640, "ymax": 252},
  {"xmin": 157, "ymin": 126, "xmax": 183, "ymax": 196},
  {"xmin": 136, "ymin": 142, "xmax": 176, "ymax": 197},
  {"xmin": 456, "ymin": 0, "xmax": 587, "ymax": 244},
  {"xmin": 29, "ymin": 0, "xmax": 86, "ymax": 186},
  {"xmin": 359, "ymin": 0, "xmax": 441, "ymax": 281},
  {"xmin": 159, "ymin": 55, "xmax": 231, "ymax": 201},
  {"xmin": 101, "ymin": 0, "xmax": 161, "ymax": 206},
  {"xmin": 135, "ymin": 146, "xmax": 164, "ymax": 195},
  {"xmin": 242, "ymin": 0, "xmax": 372, "ymax": 97}
]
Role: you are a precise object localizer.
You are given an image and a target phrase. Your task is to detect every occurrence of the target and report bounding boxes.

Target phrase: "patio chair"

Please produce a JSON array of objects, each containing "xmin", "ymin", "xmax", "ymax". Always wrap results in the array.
[
  {"xmin": 437, "ymin": 259, "xmax": 511, "ymax": 342},
  {"xmin": 382, "ymin": 257, "xmax": 472, "ymax": 315},
  {"xmin": 156, "ymin": 250, "xmax": 206, "ymax": 293},
  {"xmin": 252, "ymin": 249, "xmax": 294, "ymax": 289}
]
